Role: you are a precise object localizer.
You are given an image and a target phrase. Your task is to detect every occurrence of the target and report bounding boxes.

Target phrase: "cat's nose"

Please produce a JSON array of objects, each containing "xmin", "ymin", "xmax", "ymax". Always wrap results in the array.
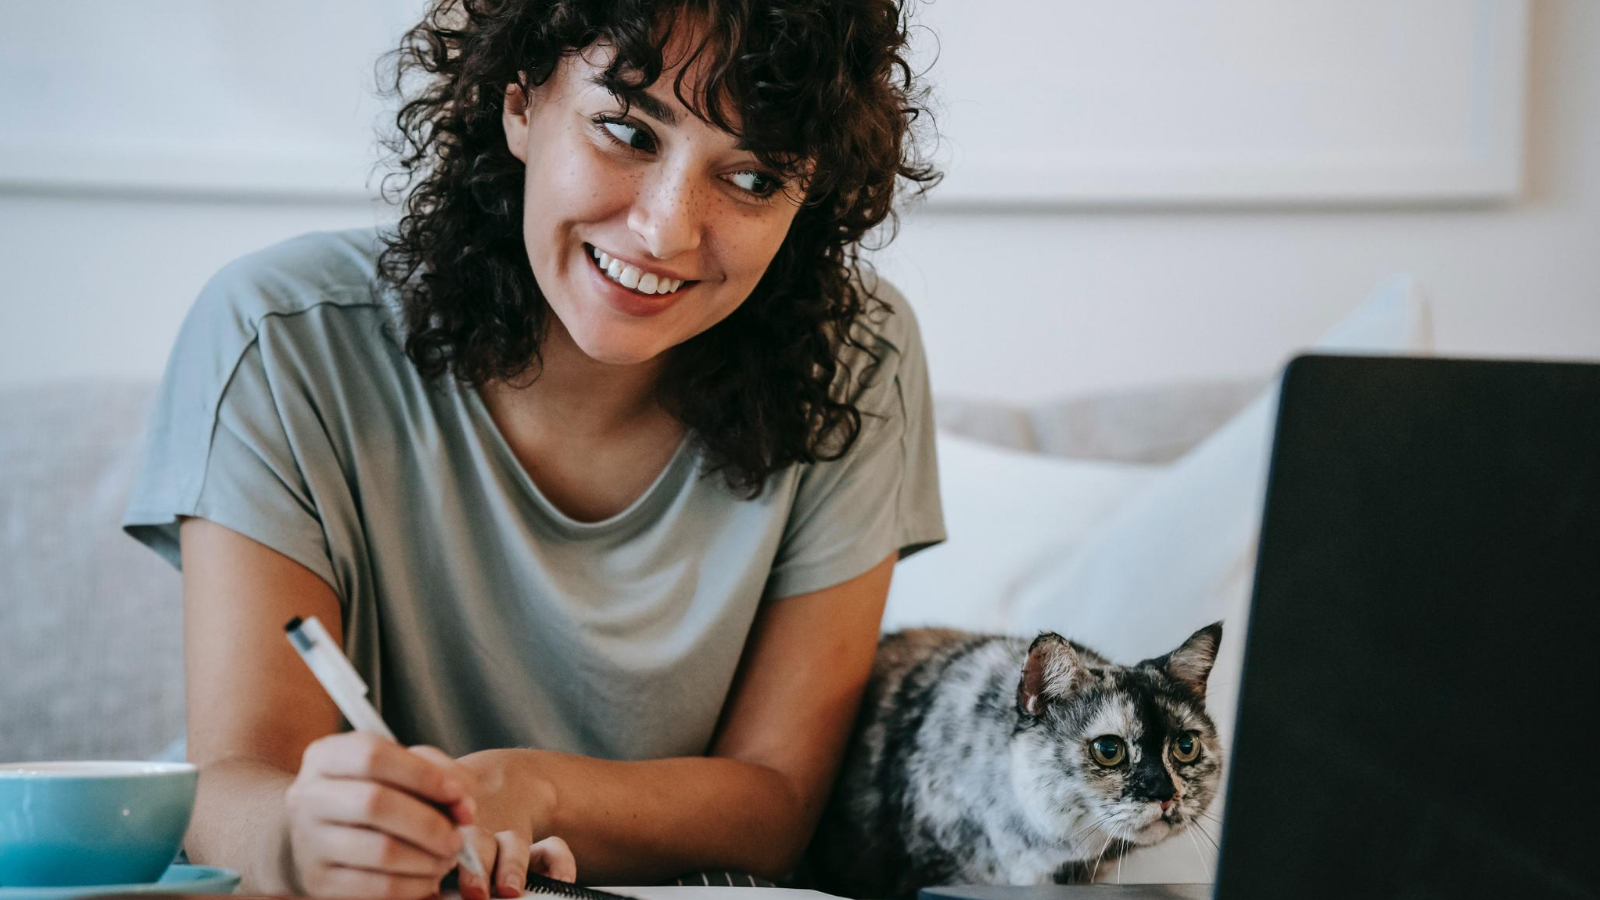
[{"xmin": 1159, "ymin": 799, "xmax": 1174, "ymax": 813}]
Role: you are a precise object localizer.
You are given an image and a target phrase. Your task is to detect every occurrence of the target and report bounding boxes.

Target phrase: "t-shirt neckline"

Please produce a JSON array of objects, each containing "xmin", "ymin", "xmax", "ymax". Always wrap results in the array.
[{"xmin": 460, "ymin": 382, "xmax": 696, "ymax": 536}]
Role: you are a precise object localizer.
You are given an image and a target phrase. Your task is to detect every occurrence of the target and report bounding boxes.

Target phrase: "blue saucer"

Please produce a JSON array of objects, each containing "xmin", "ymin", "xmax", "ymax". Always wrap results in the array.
[{"xmin": 0, "ymin": 865, "xmax": 240, "ymax": 899}]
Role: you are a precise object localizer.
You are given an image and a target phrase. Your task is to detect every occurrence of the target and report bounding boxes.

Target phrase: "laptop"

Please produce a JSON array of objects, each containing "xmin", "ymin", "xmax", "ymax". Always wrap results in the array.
[{"xmin": 924, "ymin": 354, "xmax": 1600, "ymax": 900}]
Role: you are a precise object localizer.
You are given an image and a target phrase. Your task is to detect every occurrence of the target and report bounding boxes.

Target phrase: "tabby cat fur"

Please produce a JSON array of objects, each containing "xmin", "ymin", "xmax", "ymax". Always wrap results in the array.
[{"xmin": 806, "ymin": 623, "xmax": 1224, "ymax": 898}]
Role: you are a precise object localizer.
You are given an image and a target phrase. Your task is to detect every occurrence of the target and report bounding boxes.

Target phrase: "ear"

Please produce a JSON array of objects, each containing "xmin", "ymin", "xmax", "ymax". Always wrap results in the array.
[
  {"xmin": 1161, "ymin": 622, "xmax": 1223, "ymax": 701},
  {"xmin": 503, "ymin": 79, "xmax": 532, "ymax": 162},
  {"xmin": 1017, "ymin": 633, "xmax": 1088, "ymax": 718}
]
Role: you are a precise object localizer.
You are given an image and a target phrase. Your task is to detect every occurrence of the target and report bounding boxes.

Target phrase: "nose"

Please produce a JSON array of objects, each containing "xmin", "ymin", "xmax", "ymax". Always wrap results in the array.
[
  {"xmin": 1130, "ymin": 761, "xmax": 1176, "ymax": 805},
  {"xmin": 627, "ymin": 164, "xmax": 704, "ymax": 261},
  {"xmin": 1159, "ymin": 799, "xmax": 1174, "ymax": 813}
]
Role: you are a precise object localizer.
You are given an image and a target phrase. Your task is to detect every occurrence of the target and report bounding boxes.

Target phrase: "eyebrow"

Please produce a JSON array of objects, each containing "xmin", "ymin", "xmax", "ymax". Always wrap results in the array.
[{"xmin": 590, "ymin": 76, "xmax": 678, "ymax": 127}]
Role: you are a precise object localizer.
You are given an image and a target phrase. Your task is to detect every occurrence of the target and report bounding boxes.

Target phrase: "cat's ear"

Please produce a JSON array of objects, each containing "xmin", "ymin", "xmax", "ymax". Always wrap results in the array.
[
  {"xmin": 1017, "ymin": 633, "xmax": 1088, "ymax": 718},
  {"xmin": 1161, "ymin": 622, "xmax": 1223, "ymax": 701}
]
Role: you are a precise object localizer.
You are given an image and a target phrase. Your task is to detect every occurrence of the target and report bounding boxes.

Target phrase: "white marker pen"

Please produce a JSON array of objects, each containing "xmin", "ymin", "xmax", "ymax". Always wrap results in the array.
[{"xmin": 285, "ymin": 615, "xmax": 486, "ymax": 880}]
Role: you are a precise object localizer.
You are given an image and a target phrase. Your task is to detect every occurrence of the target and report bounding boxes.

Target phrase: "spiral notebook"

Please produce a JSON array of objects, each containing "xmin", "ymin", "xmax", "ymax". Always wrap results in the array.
[{"xmin": 443, "ymin": 875, "xmax": 847, "ymax": 900}]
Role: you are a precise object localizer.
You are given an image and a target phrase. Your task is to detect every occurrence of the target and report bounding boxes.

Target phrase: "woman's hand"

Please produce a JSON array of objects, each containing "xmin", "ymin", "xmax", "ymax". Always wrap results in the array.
[
  {"xmin": 457, "ymin": 831, "xmax": 577, "ymax": 899},
  {"xmin": 283, "ymin": 732, "xmax": 478, "ymax": 899},
  {"xmin": 453, "ymin": 749, "xmax": 576, "ymax": 899}
]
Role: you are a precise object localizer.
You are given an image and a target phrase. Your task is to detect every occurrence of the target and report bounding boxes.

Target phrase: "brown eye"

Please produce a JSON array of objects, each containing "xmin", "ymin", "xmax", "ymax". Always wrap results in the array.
[
  {"xmin": 597, "ymin": 118, "xmax": 656, "ymax": 152},
  {"xmin": 1089, "ymin": 735, "xmax": 1126, "ymax": 767},
  {"xmin": 728, "ymin": 170, "xmax": 782, "ymax": 198},
  {"xmin": 1171, "ymin": 732, "xmax": 1201, "ymax": 763}
]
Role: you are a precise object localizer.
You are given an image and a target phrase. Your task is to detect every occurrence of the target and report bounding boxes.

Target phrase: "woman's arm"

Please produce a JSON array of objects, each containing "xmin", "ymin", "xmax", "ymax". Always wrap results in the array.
[
  {"xmin": 465, "ymin": 552, "xmax": 897, "ymax": 884},
  {"xmin": 186, "ymin": 505, "xmax": 893, "ymax": 890},
  {"xmin": 179, "ymin": 518, "xmax": 476, "ymax": 898},
  {"xmin": 179, "ymin": 516, "xmax": 341, "ymax": 893}
]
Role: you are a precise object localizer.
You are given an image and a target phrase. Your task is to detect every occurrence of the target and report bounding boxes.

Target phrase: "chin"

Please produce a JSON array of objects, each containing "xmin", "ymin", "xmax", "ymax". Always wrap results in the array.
[
  {"xmin": 578, "ymin": 341, "xmax": 663, "ymax": 367},
  {"xmin": 1133, "ymin": 819, "xmax": 1175, "ymax": 845},
  {"xmin": 564, "ymin": 322, "xmax": 671, "ymax": 367}
]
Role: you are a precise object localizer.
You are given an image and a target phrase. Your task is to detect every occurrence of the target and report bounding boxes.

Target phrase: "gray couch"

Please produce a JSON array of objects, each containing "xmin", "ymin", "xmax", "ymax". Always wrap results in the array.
[{"xmin": 0, "ymin": 377, "xmax": 1258, "ymax": 764}]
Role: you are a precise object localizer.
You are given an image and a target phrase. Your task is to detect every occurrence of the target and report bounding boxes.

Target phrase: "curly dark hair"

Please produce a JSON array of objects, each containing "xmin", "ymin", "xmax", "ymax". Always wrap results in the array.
[{"xmin": 374, "ymin": 0, "xmax": 939, "ymax": 497}]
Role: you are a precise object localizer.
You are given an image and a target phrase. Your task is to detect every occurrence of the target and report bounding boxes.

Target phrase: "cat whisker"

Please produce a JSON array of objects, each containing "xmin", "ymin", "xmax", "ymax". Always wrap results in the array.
[
  {"xmin": 1013, "ymin": 811, "xmax": 1117, "ymax": 882},
  {"xmin": 1089, "ymin": 828, "xmax": 1118, "ymax": 884},
  {"xmin": 1116, "ymin": 826, "xmax": 1129, "ymax": 885},
  {"xmin": 1007, "ymin": 830, "xmax": 1073, "ymax": 877},
  {"xmin": 1086, "ymin": 812, "xmax": 1120, "ymax": 838},
  {"xmin": 1184, "ymin": 826, "xmax": 1213, "ymax": 880},
  {"xmin": 1067, "ymin": 812, "xmax": 1115, "ymax": 847}
]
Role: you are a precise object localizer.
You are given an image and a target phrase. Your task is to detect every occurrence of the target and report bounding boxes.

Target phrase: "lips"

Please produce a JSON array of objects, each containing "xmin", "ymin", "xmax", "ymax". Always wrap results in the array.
[
  {"xmin": 579, "ymin": 244, "xmax": 689, "ymax": 318},
  {"xmin": 583, "ymin": 244, "xmax": 696, "ymax": 293}
]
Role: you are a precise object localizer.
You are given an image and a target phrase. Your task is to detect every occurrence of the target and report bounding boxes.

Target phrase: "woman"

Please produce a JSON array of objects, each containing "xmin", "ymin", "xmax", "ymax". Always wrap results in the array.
[{"xmin": 123, "ymin": 1, "xmax": 941, "ymax": 897}]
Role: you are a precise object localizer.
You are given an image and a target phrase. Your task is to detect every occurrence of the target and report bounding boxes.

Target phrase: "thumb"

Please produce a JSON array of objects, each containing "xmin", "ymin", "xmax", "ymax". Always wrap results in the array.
[{"xmin": 406, "ymin": 745, "xmax": 477, "ymax": 826}]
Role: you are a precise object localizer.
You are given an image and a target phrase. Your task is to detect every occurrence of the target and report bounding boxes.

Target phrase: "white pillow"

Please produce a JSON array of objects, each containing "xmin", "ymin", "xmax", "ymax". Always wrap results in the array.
[
  {"xmin": 882, "ymin": 433, "xmax": 1158, "ymax": 634},
  {"xmin": 1007, "ymin": 274, "xmax": 1434, "ymax": 883}
]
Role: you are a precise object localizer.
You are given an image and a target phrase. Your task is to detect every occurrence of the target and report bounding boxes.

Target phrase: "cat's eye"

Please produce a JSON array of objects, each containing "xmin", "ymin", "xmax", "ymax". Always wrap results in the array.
[
  {"xmin": 1171, "ymin": 733, "xmax": 1201, "ymax": 763},
  {"xmin": 1089, "ymin": 735, "xmax": 1126, "ymax": 767}
]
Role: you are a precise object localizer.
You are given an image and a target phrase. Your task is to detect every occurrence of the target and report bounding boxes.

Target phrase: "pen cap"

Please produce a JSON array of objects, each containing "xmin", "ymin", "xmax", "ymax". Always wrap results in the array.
[
  {"xmin": 286, "ymin": 616, "xmax": 397, "ymax": 740},
  {"xmin": 297, "ymin": 616, "xmax": 373, "ymax": 698}
]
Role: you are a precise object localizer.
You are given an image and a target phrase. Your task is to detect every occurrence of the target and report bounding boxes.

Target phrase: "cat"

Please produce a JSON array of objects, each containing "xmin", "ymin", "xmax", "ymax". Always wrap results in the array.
[{"xmin": 804, "ymin": 623, "xmax": 1224, "ymax": 899}]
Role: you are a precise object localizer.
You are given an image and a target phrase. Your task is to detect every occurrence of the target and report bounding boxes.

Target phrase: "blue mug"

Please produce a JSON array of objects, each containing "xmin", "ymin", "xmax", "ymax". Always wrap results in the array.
[{"xmin": 0, "ymin": 761, "xmax": 197, "ymax": 888}]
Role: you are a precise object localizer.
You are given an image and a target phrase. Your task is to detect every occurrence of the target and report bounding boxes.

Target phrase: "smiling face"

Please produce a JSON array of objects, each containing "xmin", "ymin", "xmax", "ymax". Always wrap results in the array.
[{"xmin": 502, "ymin": 37, "xmax": 807, "ymax": 368}]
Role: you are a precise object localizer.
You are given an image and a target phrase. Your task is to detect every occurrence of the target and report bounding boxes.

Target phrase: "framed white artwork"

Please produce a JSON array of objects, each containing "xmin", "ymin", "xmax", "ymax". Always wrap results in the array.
[
  {"xmin": 0, "ymin": 0, "xmax": 424, "ymax": 200},
  {"xmin": 910, "ymin": 0, "xmax": 1530, "ymax": 206},
  {"xmin": 0, "ymin": 0, "xmax": 1528, "ymax": 207}
]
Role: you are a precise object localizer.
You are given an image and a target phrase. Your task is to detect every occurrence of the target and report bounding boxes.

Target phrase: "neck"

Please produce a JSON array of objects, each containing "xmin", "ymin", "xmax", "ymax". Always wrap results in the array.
[{"xmin": 484, "ymin": 314, "xmax": 675, "ymax": 444}]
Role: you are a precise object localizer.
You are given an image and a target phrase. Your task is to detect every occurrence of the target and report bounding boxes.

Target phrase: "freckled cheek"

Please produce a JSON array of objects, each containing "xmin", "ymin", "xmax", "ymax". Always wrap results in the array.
[
  {"xmin": 579, "ymin": 165, "xmax": 642, "ymax": 219},
  {"xmin": 530, "ymin": 152, "xmax": 637, "ymax": 224},
  {"xmin": 713, "ymin": 217, "xmax": 794, "ymax": 289}
]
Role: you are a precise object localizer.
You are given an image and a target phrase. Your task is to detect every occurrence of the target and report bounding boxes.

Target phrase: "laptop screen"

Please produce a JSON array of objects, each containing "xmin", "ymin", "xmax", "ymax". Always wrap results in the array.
[{"xmin": 1216, "ymin": 355, "xmax": 1600, "ymax": 900}]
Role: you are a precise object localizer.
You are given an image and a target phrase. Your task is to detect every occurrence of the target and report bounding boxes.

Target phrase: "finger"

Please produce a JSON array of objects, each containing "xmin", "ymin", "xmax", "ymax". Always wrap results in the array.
[
  {"xmin": 317, "ymin": 778, "xmax": 467, "ymax": 861},
  {"xmin": 407, "ymin": 745, "xmax": 479, "ymax": 826},
  {"xmin": 457, "ymin": 827, "xmax": 500, "ymax": 900},
  {"xmin": 491, "ymin": 830, "xmax": 532, "ymax": 898},
  {"xmin": 314, "ymin": 864, "xmax": 445, "ymax": 900},
  {"xmin": 314, "ymin": 823, "xmax": 459, "ymax": 879},
  {"xmin": 407, "ymin": 746, "xmax": 480, "ymax": 795},
  {"xmin": 528, "ymin": 836, "xmax": 577, "ymax": 884},
  {"xmin": 306, "ymin": 733, "xmax": 471, "ymax": 809}
]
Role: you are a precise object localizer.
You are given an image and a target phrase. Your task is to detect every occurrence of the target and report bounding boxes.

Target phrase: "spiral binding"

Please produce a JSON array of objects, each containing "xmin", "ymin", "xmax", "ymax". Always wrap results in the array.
[{"xmin": 523, "ymin": 872, "xmax": 641, "ymax": 900}]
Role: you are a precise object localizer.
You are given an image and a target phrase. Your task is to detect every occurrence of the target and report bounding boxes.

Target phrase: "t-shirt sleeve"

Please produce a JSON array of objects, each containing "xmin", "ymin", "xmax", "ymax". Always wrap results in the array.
[
  {"xmin": 121, "ymin": 262, "xmax": 340, "ymax": 594},
  {"xmin": 763, "ymin": 277, "xmax": 946, "ymax": 600}
]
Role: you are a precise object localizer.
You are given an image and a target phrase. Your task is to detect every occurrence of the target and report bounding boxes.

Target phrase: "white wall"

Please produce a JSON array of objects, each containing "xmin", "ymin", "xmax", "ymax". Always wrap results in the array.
[
  {"xmin": 1, "ymin": 1, "xmax": 1595, "ymax": 401},
  {"xmin": 875, "ymin": 0, "xmax": 1600, "ymax": 402}
]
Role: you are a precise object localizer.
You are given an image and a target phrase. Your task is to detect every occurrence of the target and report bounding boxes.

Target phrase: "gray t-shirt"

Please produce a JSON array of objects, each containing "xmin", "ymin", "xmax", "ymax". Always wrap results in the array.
[{"xmin": 123, "ymin": 227, "xmax": 944, "ymax": 761}]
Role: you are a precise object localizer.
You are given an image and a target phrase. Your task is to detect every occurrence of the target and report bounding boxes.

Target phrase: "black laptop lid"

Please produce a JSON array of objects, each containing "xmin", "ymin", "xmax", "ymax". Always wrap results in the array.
[{"xmin": 1216, "ymin": 355, "xmax": 1600, "ymax": 900}]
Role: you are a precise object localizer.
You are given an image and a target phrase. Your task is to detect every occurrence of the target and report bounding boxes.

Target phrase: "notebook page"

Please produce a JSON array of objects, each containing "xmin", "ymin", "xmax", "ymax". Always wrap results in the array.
[
  {"xmin": 442, "ymin": 886, "xmax": 848, "ymax": 900},
  {"xmin": 594, "ymin": 888, "xmax": 845, "ymax": 900}
]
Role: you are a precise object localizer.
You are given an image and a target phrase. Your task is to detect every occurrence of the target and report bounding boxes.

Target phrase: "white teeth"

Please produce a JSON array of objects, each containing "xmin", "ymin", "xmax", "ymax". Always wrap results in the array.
[{"xmin": 591, "ymin": 245, "xmax": 687, "ymax": 295}]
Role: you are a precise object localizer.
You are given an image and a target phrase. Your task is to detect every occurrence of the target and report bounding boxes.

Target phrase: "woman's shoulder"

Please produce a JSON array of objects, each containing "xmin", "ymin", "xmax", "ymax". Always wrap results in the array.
[
  {"xmin": 173, "ymin": 226, "xmax": 402, "ymax": 374},
  {"xmin": 832, "ymin": 267, "xmax": 930, "ymax": 407},
  {"xmin": 197, "ymin": 226, "xmax": 393, "ymax": 326},
  {"xmin": 848, "ymin": 266, "xmax": 924, "ymax": 358}
]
